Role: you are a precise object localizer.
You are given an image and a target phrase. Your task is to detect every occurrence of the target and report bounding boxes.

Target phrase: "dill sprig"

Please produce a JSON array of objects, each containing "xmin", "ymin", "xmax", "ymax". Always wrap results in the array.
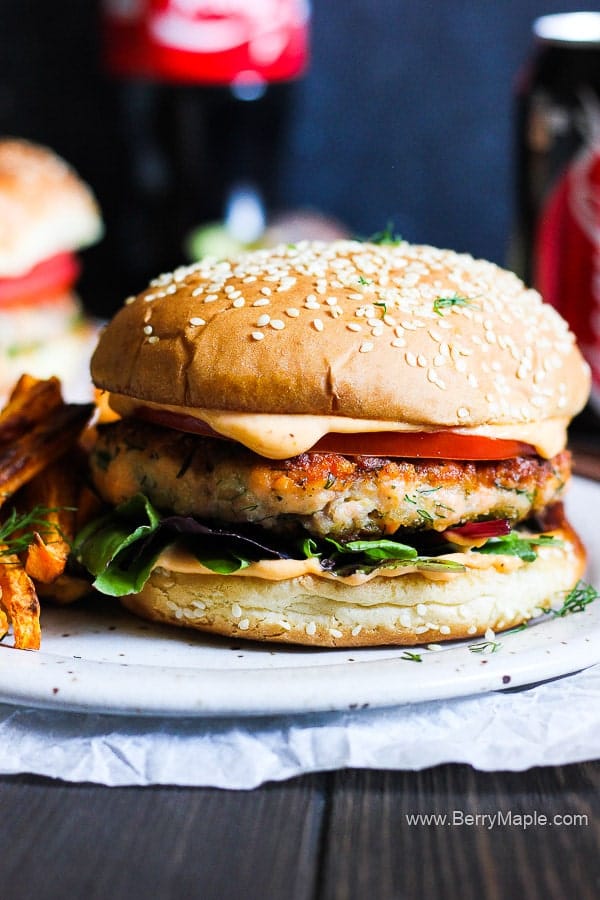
[
  {"xmin": 0, "ymin": 506, "xmax": 67, "ymax": 557},
  {"xmin": 553, "ymin": 581, "xmax": 599, "ymax": 617}
]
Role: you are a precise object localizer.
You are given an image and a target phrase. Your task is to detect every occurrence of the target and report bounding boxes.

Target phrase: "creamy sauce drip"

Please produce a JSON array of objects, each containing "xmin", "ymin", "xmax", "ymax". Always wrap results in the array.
[
  {"xmin": 109, "ymin": 394, "xmax": 568, "ymax": 460},
  {"xmin": 155, "ymin": 545, "xmax": 526, "ymax": 585}
]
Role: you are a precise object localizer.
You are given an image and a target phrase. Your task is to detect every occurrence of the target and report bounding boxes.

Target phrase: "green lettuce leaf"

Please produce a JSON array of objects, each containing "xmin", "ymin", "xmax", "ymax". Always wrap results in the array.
[
  {"xmin": 475, "ymin": 531, "xmax": 561, "ymax": 563},
  {"xmin": 73, "ymin": 494, "xmax": 164, "ymax": 595}
]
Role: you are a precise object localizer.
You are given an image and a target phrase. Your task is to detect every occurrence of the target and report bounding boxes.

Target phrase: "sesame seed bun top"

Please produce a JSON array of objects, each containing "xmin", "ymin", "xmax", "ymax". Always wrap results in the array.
[
  {"xmin": 0, "ymin": 138, "xmax": 103, "ymax": 277},
  {"xmin": 90, "ymin": 240, "xmax": 590, "ymax": 428}
]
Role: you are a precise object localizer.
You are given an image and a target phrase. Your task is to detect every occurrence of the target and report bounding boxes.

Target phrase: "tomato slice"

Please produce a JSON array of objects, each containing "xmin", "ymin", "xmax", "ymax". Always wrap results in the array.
[
  {"xmin": 135, "ymin": 407, "xmax": 536, "ymax": 460},
  {"xmin": 0, "ymin": 253, "xmax": 80, "ymax": 307},
  {"xmin": 309, "ymin": 431, "xmax": 537, "ymax": 460}
]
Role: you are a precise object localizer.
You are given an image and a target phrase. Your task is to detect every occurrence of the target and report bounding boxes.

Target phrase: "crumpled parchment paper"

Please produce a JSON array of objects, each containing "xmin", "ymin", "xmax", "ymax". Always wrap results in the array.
[{"xmin": 0, "ymin": 663, "xmax": 598, "ymax": 788}]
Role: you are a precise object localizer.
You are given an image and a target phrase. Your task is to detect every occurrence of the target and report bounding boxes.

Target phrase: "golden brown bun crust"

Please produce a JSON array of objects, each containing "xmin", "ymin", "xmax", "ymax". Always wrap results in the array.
[
  {"xmin": 120, "ymin": 523, "xmax": 586, "ymax": 648},
  {"xmin": 92, "ymin": 241, "xmax": 590, "ymax": 428},
  {"xmin": 0, "ymin": 138, "xmax": 102, "ymax": 276}
]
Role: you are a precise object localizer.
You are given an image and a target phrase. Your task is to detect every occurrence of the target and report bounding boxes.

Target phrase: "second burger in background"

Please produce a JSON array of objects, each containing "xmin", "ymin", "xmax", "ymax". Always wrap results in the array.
[{"xmin": 0, "ymin": 138, "xmax": 103, "ymax": 400}]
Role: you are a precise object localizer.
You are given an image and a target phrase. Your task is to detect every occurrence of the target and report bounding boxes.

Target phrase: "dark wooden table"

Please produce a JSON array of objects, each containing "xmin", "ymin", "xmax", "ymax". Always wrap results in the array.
[
  {"xmin": 1, "ymin": 440, "xmax": 599, "ymax": 900},
  {"xmin": 1, "ymin": 764, "xmax": 599, "ymax": 899}
]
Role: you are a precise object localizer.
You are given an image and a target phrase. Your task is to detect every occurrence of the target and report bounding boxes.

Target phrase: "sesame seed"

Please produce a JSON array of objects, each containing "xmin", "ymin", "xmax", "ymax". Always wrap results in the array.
[
  {"xmin": 415, "ymin": 625, "xmax": 430, "ymax": 635},
  {"xmin": 205, "ymin": 294, "xmax": 218, "ymax": 303},
  {"xmin": 143, "ymin": 325, "xmax": 153, "ymax": 335},
  {"xmin": 326, "ymin": 297, "xmax": 338, "ymax": 306},
  {"xmin": 351, "ymin": 624, "xmax": 363, "ymax": 636},
  {"xmin": 147, "ymin": 335, "xmax": 159, "ymax": 344},
  {"xmin": 330, "ymin": 628, "xmax": 343, "ymax": 639},
  {"xmin": 347, "ymin": 323, "xmax": 362, "ymax": 332},
  {"xmin": 457, "ymin": 406, "xmax": 469, "ymax": 418},
  {"xmin": 417, "ymin": 354, "xmax": 427, "ymax": 367},
  {"xmin": 231, "ymin": 603, "xmax": 242, "ymax": 619},
  {"xmin": 271, "ymin": 319, "xmax": 285, "ymax": 330},
  {"xmin": 251, "ymin": 331, "xmax": 264, "ymax": 341},
  {"xmin": 257, "ymin": 314, "xmax": 270, "ymax": 327},
  {"xmin": 232, "ymin": 297, "xmax": 245, "ymax": 308},
  {"xmin": 285, "ymin": 307, "xmax": 300, "ymax": 318},
  {"xmin": 125, "ymin": 295, "xmax": 136, "ymax": 305},
  {"xmin": 224, "ymin": 284, "xmax": 235, "ymax": 294},
  {"xmin": 253, "ymin": 298, "xmax": 270, "ymax": 307},
  {"xmin": 189, "ymin": 317, "xmax": 206, "ymax": 326},
  {"xmin": 313, "ymin": 318, "xmax": 324, "ymax": 332},
  {"xmin": 468, "ymin": 625, "xmax": 477, "ymax": 635},
  {"xmin": 391, "ymin": 338, "xmax": 405, "ymax": 348},
  {"xmin": 427, "ymin": 369, "xmax": 446, "ymax": 390},
  {"xmin": 238, "ymin": 618, "xmax": 250, "ymax": 631},
  {"xmin": 417, "ymin": 603, "xmax": 427, "ymax": 616},
  {"xmin": 406, "ymin": 352, "xmax": 417, "ymax": 367},
  {"xmin": 439, "ymin": 625, "xmax": 451, "ymax": 635},
  {"xmin": 306, "ymin": 622, "xmax": 317, "ymax": 636},
  {"xmin": 277, "ymin": 277, "xmax": 296, "ymax": 291},
  {"xmin": 360, "ymin": 341, "xmax": 374, "ymax": 353},
  {"xmin": 279, "ymin": 621, "xmax": 291, "ymax": 631},
  {"xmin": 260, "ymin": 287, "xmax": 272, "ymax": 296}
]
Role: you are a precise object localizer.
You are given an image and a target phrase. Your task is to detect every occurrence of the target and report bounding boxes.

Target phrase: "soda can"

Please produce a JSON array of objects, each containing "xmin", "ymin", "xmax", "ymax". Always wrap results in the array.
[
  {"xmin": 513, "ymin": 12, "xmax": 600, "ymax": 410},
  {"xmin": 145, "ymin": 0, "xmax": 310, "ymax": 85}
]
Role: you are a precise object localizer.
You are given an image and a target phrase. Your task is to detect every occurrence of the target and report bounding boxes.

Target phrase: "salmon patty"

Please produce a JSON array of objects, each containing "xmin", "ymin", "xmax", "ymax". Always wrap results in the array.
[{"xmin": 90, "ymin": 419, "xmax": 571, "ymax": 540}]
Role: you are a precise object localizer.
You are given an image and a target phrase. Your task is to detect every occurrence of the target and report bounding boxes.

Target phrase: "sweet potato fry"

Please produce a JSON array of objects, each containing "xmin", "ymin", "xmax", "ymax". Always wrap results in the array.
[
  {"xmin": 0, "ymin": 375, "xmax": 63, "ymax": 447},
  {"xmin": 0, "ymin": 606, "xmax": 8, "ymax": 640},
  {"xmin": 20, "ymin": 458, "xmax": 77, "ymax": 582},
  {"xmin": 36, "ymin": 573, "xmax": 91, "ymax": 606},
  {"xmin": 0, "ymin": 548, "xmax": 41, "ymax": 650},
  {"xmin": 24, "ymin": 533, "xmax": 68, "ymax": 583},
  {"xmin": 0, "ymin": 402, "xmax": 93, "ymax": 507}
]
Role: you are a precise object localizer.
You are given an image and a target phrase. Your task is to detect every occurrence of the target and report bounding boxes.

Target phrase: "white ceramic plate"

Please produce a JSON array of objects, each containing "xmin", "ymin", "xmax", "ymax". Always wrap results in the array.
[{"xmin": 0, "ymin": 476, "xmax": 599, "ymax": 717}]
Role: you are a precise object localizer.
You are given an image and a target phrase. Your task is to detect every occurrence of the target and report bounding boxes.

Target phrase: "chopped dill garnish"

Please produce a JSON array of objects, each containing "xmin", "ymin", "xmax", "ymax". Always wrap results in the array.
[
  {"xmin": 468, "ymin": 639, "xmax": 502, "ymax": 654},
  {"xmin": 433, "ymin": 293, "xmax": 478, "ymax": 315},
  {"xmin": 400, "ymin": 651, "xmax": 423, "ymax": 662},
  {"xmin": 367, "ymin": 223, "xmax": 403, "ymax": 245}
]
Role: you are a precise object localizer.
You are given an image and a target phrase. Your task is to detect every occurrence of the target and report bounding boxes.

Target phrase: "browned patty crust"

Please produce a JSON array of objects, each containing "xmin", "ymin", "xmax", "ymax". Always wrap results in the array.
[{"xmin": 90, "ymin": 419, "xmax": 571, "ymax": 540}]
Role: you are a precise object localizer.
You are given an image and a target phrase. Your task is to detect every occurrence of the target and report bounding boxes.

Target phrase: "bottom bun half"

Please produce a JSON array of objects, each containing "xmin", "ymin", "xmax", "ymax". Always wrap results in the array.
[{"xmin": 120, "ymin": 523, "xmax": 586, "ymax": 648}]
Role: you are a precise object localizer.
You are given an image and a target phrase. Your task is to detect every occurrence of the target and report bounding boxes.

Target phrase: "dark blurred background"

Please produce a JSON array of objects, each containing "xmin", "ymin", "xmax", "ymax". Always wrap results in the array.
[{"xmin": 0, "ymin": 1, "xmax": 591, "ymax": 315}]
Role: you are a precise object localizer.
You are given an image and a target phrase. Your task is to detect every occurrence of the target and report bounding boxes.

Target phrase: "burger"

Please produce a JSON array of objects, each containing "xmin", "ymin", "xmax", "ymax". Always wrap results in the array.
[
  {"xmin": 0, "ymin": 138, "xmax": 103, "ymax": 400},
  {"xmin": 75, "ymin": 240, "xmax": 590, "ymax": 647}
]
